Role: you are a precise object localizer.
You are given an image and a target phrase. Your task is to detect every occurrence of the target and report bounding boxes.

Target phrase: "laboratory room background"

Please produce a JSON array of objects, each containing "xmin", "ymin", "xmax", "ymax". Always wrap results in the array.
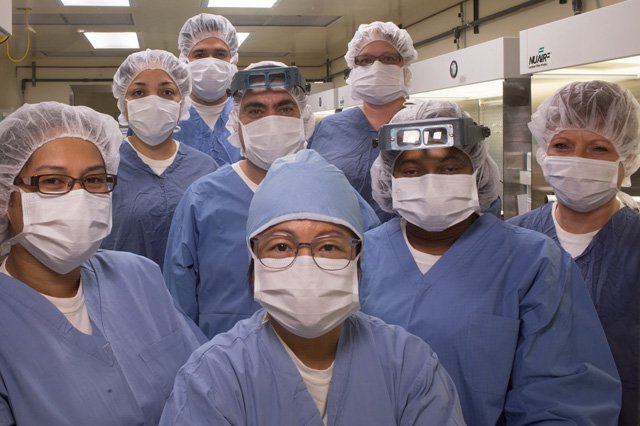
[{"xmin": 0, "ymin": 0, "xmax": 639, "ymax": 425}]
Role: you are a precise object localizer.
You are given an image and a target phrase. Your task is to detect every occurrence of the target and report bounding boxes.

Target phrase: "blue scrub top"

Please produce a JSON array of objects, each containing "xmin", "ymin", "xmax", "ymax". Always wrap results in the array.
[
  {"xmin": 160, "ymin": 310, "xmax": 466, "ymax": 425},
  {"xmin": 173, "ymin": 100, "xmax": 241, "ymax": 166},
  {"xmin": 309, "ymin": 107, "xmax": 394, "ymax": 222},
  {"xmin": 360, "ymin": 215, "xmax": 621, "ymax": 425},
  {"xmin": 0, "ymin": 250, "xmax": 205, "ymax": 426},
  {"xmin": 164, "ymin": 161, "xmax": 380, "ymax": 339},
  {"xmin": 101, "ymin": 140, "xmax": 217, "ymax": 269},
  {"xmin": 509, "ymin": 202, "xmax": 639, "ymax": 426}
]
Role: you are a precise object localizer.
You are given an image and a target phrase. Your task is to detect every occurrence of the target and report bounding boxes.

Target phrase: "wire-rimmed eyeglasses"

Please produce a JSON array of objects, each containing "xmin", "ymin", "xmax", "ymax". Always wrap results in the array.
[
  {"xmin": 250, "ymin": 233, "xmax": 362, "ymax": 271},
  {"xmin": 14, "ymin": 173, "xmax": 117, "ymax": 195}
]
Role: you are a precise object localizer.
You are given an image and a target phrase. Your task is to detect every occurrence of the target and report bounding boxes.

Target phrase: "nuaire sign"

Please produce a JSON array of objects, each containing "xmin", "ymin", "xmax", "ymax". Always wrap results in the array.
[{"xmin": 528, "ymin": 47, "xmax": 552, "ymax": 69}]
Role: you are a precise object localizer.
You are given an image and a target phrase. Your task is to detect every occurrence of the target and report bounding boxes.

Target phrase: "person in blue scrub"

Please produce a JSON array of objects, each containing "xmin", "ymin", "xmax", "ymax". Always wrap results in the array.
[
  {"xmin": 309, "ymin": 22, "xmax": 417, "ymax": 222},
  {"xmin": 173, "ymin": 13, "xmax": 241, "ymax": 165},
  {"xmin": 160, "ymin": 149, "xmax": 466, "ymax": 425},
  {"xmin": 0, "ymin": 102, "xmax": 205, "ymax": 426},
  {"xmin": 360, "ymin": 100, "xmax": 622, "ymax": 425},
  {"xmin": 164, "ymin": 62, "xmax": 379, "ymax": 339},
  {"xmin": 509, "ymin": 80, "xmax": 640, "ymax": 426},
  {"xmin": 101, "ymin": 49, "xmax": 217, "ymax": 269}
]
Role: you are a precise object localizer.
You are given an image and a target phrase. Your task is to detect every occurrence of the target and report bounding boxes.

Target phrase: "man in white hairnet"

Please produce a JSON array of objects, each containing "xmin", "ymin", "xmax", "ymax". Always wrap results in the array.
[
  {"xmin": 163, "ymin": 61, "xmax": 380, "ymax": 339},
  {"xmin": 509, "ymin": 80, "xmax": 640, "ymax": 426},
  {"xmin": 360, "ymin": 99, "xmax": 621, "ymax": 425},
  {"xmin": 309, "ymin": 21, "xmax": 417, "ymax": 222},
  {"xmin": 173, "ymin": 13, "xmax": 241, "ymax": 166}
]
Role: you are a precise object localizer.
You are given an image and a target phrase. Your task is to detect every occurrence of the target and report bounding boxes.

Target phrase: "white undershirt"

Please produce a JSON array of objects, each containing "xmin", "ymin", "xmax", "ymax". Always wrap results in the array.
[
  {"xmin": 551, "ymin": 202, "xmax": 598, "ymax": 258},
  {"xmin": 192, "ymin": 99, "xmax": 225, "ymax": 129},
  {"xmin": 275, "ymin": 330, "xmax": 333, "ymax": 425},
  {"xmin": 126, "ymin": 138, "xmax": 179, "ymax": 176},
  {"xmin": 400, "ymin": 218, "xmax": 442, "ymax": 274},
  {"xmin": 0, "ymin": 261, "xmax": 92, "ymax": 334},
  {"xmin": 231, "ymin": 161, "xmax": 259, "ymax": 193}
]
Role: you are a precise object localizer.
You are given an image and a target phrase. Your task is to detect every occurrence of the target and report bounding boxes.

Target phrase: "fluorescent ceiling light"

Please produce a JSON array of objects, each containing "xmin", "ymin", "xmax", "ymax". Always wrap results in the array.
[
  {"xmin": 207, "ymin": 0, "xmax": 277, "ymax": 7},
  {"xmin": 535, "ymin": 55, "xmax": 640, "ymax": 77},
  {"xmin": 84, "ymin": 32, "xmax": 139, "ymax": 49},
  {"xmin": 412, "ymin": 79, "xmax": 504, "ymax": 100},
  {"xmin": 60, "ymin": 0, "xmax": 130, "ymax": 5},
  {"xmin": 237, "ymin": 32, "xmax": 250, "ymax": 47}
]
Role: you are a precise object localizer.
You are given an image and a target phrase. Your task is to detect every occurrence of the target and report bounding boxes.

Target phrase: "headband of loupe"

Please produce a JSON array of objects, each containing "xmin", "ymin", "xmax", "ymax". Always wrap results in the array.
[
  {"xmin": 228, "ymin": 66, "xmax": 311, "ymax": 97},
  {"xmin": 374, "ymin": 117, "xmax": 491, "ymax": 151}
]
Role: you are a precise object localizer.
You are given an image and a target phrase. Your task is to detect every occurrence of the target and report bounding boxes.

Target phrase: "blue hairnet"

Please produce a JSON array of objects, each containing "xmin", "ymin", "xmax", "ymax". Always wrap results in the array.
[
  {"xmin": 371, "ymin": 100, "xmax": 500, "ymax": 212},
  {"xmin": 178, "ymin": 13, "xmax": 239, "ymax": 63},
  {"xmin": 0, "ymin": 101, "xmax": 122, "ymax": 243},
  {"xmin": 112, "ymin": 49, "xmax": 192, "ymax": 126},
  {"xmin": 246, "ymin": 150, "xmax": 364, "ymax": 242}
]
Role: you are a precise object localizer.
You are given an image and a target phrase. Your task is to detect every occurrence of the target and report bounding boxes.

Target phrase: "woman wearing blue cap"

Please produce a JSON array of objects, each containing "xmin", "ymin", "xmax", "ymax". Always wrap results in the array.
[{"xmin": 160, "ymin": 149, "xmax": 465, "ymax": 425}]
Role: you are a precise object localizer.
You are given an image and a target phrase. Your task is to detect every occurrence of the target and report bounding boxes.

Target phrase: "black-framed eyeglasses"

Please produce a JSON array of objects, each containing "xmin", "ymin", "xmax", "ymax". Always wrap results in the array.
[
  {"xmin": 354, "ymin": 53, "xmax": 403, "ymax": 67},
  {"xmin": 250, "ymin": 233, "xmax": 362, "ymax": 271},
  {"xmin": 14, "ymin": 173, "xmax": 118, "ymax": 195}
]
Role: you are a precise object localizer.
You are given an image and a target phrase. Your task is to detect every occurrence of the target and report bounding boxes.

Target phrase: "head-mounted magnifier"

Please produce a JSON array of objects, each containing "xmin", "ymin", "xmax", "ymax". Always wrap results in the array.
[
  {"xmin": 374, "ymin": 117, "xmax": 491, "ymax": 151},
  {"xmin": 228, "ymin": 66, "xmax": 311, "ymax": 97}
]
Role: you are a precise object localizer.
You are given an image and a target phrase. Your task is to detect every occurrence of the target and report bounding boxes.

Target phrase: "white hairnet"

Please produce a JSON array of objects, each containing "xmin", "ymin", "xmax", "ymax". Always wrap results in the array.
[
  {"xmin": 371, "ymin": 100, "xmax": 500, "ymax": 213},
  {"xmin": 112, "ymin": 49, "xmax": 191, "ymax": 126},
  {"xmin": 178, "ymin": 13, "xmax": 239, "ymax": 63},
  {"xmin": 226, "ymin": 61, "xmax": 314, "ymax": 147},
  {"xmin": 0, "ymin": 101, "xmax": 122, "ymax": 243},
  {"xmin": 345, "ymin": 21, "xmax": 417, "ymax": 69},
  {"xmin": 530, "ymin": 80, "xmax": 640, "ymax": 187}
]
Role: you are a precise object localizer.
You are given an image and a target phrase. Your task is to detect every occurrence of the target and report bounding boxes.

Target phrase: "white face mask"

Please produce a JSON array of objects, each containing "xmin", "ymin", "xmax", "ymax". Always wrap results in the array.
[
  {"xmin": 11, "ymin": 189, "xmax": 112, "ymax": 274},
  {"xmin": 188, "ymin": 58, "xmax": 238, "ymax": 102},
  {"xmin": 392, "ymin": 172, "xmax": 480, "ymax": 232},
  {"xmin": 127, "ymin": 96, "xmax": 181, "ymax": 146},
  {"xmin": 253, "ymin": 256, "xmax": 359, "ymax": 339},
  {"xmin": 240, "ymin": 115, "xmax": 307, "ymax": 170},
  {"xmin": 541, "ymin": 156, "xmax": 620, "ymax": 212},
  {"xmin": 347, "ymin": 61, "xmax": 408, "ymax": 106}
]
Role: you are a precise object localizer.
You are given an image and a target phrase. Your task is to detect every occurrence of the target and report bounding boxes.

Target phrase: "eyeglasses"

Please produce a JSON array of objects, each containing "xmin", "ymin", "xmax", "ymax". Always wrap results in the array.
[
  {"xmin": 250, "ymin": 233, "xmax": 362, "ymax": 271},
  {"xmin": 354, "ymin": 53, "xmax": 403, "ymax": 66},
  {"xmin": 14, "ymin": 173, "xmax": 118, "ymax": 195}
]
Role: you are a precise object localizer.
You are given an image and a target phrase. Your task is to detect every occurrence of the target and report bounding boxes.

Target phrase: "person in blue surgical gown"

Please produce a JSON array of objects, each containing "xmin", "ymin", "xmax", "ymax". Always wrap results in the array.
[
  {"xmin": 163, "ymin": 62, "xmax": 380, "ymax": 339},
  {"xmin": 0, "ymin": 102, "xmax": 205, "ymax": 426},
  {"xmin": 360, "ymin": 100, "xmax": 622, "ymax": 425},
  {"xmin": 509, "ymin": 80, "xmax": 640, "ymax": 426},
  {"xmin": 160, "ymin": 149, "xmax": 466, "ymax": 426},
  {"xmin": 101, "ymin": 49, "xmax": 217, "ymax": 269},
  {"xmin": 173, "ymin": 13, "xmax": 241, "ymax": 165},
  {"xmin": 309, "ymin": 22, "xmax": 417, "ymax": 222}
]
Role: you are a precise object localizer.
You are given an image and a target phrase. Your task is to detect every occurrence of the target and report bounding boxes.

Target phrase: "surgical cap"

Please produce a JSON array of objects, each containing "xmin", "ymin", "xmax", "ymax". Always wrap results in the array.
[
  {"xmin": 529, "ymin": 80, "xmax": 640, "ymax": 187},
  {"xmin": 247, "ymin": 150, "xmax": 364, "ymax": 242},
  {"xmin": 371, "ymin": 100, "xmax": 500, "ymax": 213},
  {"xmin": 0, "ymin": 101, "xmax": 122, "ymax": 243},
  {"xmin": 112, "ymin": 49, "xmax": 192, "ymax": 126},
  {"xmin": 226, "ymin": 61, "xmax": 314, "ymax": 146},
  {"xmin": 345, "ymin": 21, "xmax": 417, "ymax": 69},
  {"xmin": 178, "ymin": 13, "xmax": 238, "ymax": 63}
]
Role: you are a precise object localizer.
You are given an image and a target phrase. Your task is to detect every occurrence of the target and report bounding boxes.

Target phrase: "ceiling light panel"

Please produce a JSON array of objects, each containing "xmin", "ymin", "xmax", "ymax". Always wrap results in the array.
[
  {"xmin": 207, "ymin": 0, "xmax": 277, "ymax": 8},
  {"xmin": 84, "ymin": 32, "xmax": 139, "ymax": 49},
  {"xmin": 59, "ymin": 0, "xmax": 130, "ymax": 6},
  {"xmin": 237, "ymin": 32, "xmax": 249, "ymax": 47}
]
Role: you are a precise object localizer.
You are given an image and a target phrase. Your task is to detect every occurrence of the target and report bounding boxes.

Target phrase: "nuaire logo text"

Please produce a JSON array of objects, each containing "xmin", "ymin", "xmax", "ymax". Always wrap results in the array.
[{"xmin": 529, "ymin": 46, "xmax": 551, "ymax": 68}]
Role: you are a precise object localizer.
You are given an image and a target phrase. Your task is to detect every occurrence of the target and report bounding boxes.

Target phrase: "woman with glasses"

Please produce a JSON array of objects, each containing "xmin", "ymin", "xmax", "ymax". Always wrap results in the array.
[
  {"xmin": 0, "ymin": 102, "xmax": 205, "ymax": 425},
  {"xmin": 309, "ymin": 21, "xmax": 416, "ymax": 222},
  {"xmin": 100, "ymin": 49, "xmax": 217, "ymax": 269},
  {"xmin": 160, "ymin": 149, "xmax": 466, "ymax": 425}
]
